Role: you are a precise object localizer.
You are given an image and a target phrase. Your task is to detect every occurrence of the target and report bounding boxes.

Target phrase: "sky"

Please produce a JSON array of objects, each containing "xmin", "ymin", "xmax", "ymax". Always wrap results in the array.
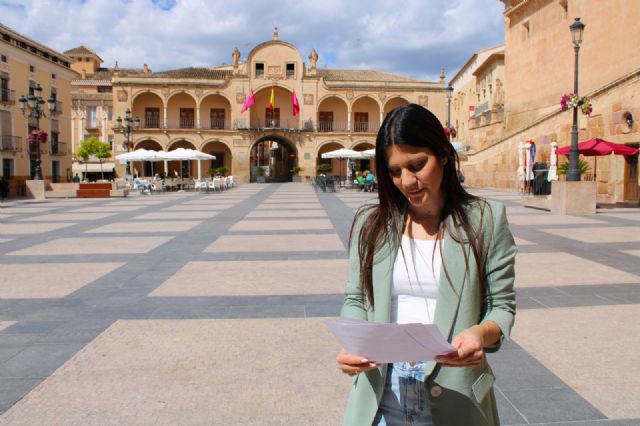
[{"xmin": 0, "ymin": 0, "xmax": 505, "ymax": 82}]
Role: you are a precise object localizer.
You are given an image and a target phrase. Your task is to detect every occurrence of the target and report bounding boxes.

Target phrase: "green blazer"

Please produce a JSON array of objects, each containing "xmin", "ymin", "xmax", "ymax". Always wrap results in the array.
[{"xmin": 341, "ymin": 199, "xmax": 516, "ymax": 426}]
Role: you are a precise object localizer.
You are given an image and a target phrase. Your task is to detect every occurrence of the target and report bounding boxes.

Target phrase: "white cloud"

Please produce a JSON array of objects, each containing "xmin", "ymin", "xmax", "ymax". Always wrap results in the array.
[{"xmin": 0, "ymin": 0, "xmax": 504, "ymax": 82}]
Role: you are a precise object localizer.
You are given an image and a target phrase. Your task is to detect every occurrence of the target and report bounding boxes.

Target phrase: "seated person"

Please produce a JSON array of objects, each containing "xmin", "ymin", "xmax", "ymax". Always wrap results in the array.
[
  {"xmin": 356, "ymin": 174, "xmax": 365, "ymax": 191},
  {"xmin": 365, "ymin": 170, "xmax": 376, "ymax": 192}
]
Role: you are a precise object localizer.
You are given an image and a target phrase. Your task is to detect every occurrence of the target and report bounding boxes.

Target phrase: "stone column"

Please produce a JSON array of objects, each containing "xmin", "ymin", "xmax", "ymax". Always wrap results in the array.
[{"xmin": 163, "ymin": 107, "xmax": 168, "ymax": 128}]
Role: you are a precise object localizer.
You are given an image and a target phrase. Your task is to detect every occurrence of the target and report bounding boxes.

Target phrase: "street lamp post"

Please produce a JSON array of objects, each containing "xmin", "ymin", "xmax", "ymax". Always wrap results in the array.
[
  {"xmin": 18, "ymin": 83, "xmax": 55, "ymax": 180},
  {"xmin": 567, "ymin": 17, "xmax": 585, "ymax": 182},
  {"xmin": 446, "ymin": 85, "xmax": 453, "ymax": 141},
  {"xmin": 114, "ymin": 108, "xmax": 140, "ymax": 176}
]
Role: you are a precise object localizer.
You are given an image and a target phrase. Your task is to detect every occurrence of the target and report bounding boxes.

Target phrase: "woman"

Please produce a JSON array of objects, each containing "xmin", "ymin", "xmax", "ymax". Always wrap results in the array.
[{"xmin": 336, "ymin": 104, "xmax": 516, "ymax": 425}]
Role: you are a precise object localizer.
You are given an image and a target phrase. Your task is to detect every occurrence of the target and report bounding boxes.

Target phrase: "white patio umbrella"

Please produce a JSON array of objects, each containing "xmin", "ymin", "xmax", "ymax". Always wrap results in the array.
[
  {"xmin": 159, "ymin": 148, "xmax": 216, "ymax": 179},
  {"xmin": 321, "ymin": 148, "xmax": 361, "ymax": 183},
  {"xmin": 354, "ymin": 149, "xmax": 376, "ymax": 159},
  {"xmin": 547, "ymin": 142, "xmax": 558, "ymax": 182},
  {"xmin": 116, "ymin": 149, "xmax": 165, "ymax": 177},
  {"xmin": 517, "ymin": 142, "xmax": 525, "ymax": 191}
]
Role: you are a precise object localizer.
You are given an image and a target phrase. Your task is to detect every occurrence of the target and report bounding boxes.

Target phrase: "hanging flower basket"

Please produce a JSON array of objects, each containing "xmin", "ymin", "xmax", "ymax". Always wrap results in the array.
[
  {"xmin": 560, "ymin": 93, "xmax": 592, "ymax": 115},
  {"xmin": 28, "ymin": 130, "xmax": 48, "ymax": 144}
]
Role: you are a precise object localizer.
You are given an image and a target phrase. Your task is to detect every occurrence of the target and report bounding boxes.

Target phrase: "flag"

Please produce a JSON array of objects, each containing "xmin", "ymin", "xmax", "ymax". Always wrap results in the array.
[
  {"xmin": 291, "ymin": 90, "xmax": 300, "ymax": 117},
  {"xmin": 241, "ymin": 89, "xmax": 255, "ymax": 113},
  {"xmin": 268, "ymin": 85, "xmax": 275, "ymax": 111}
]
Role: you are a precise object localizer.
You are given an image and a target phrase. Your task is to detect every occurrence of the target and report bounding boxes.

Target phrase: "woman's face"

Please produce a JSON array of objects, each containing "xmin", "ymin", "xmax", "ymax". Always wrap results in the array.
[{"xmin": 385, "ymin": 144, "xmax": 447, "ymax": 212}]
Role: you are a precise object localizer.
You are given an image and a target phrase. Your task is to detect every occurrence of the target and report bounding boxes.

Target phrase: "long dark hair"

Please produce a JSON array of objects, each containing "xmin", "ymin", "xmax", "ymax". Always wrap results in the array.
[{"xmin": 350, "ymin": 103, "xmax": 488, "ymax": 308}]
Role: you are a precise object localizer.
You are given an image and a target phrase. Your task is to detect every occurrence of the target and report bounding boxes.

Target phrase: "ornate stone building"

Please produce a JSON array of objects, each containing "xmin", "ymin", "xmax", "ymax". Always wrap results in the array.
[
  {"xmin": 111, "ymin": 29, "xmax": 450, "ymax": 182},
  {"xmin": 460, "ymin": 0, "xmax": 639, "ymax": 202},
  {"xmin": 0, "ymin": 23, "xmax": 75, "ymax": 193}
]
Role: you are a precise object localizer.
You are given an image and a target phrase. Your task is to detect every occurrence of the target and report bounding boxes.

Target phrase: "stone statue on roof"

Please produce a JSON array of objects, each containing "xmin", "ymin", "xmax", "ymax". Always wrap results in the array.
[
  {"xmin": 232, "ymin": 48, "xmax": 240, "ymax": 67},
  {"xmin": 308, "ymin": 49, "xmax": 318, "ymax": 70}
]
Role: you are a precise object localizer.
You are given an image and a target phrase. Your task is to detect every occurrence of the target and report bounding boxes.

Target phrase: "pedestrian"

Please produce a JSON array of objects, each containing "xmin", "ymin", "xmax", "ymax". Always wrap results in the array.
[
  {"xmin": 336, "ymin": 104, "xmax": 516, "ymax": 425},
  {"xmin": 72, "ymin": 173, "xmax": 81, "ymax": 183},
  {"xmin": 0, "ymin": 176, "xmax": 8, "ymax": 200}
]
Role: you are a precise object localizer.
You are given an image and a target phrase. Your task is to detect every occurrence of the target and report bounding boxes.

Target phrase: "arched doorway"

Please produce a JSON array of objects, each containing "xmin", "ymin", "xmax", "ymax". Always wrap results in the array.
[
  {"xmin": 133, "ymin": 139, "xmax": 164, "ymax": 177},
  {"xmin": 201, "ymin": 140, "xmax": 232, "ymax": 177},
  {"xmin": 352, "ymin": 141, "xmax": 376, "ymax": 176},
  {"xmin": 250, "ymin": 136, "xmax": 296, "ymax": 182},
  {"xmin": 317, "ymin": 142, "xmax": 346, "ymax": 178},
  {"xmin": 168, "ymin": 139, "xmax": 197, "ymax": 177}
]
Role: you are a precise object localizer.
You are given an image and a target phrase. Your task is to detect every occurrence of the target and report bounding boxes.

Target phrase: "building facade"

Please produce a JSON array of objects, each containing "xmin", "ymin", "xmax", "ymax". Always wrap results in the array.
[
  {"xmin": 111, "ymin": 29, "xmax": 450, "ymax": 183},
  {"xmin": 460, "ymin": 0, "xmax": 639, "ymax": 202},
  {"xmin": 0, "ymin": 23, "xmax": 75, "ymax": 194}
]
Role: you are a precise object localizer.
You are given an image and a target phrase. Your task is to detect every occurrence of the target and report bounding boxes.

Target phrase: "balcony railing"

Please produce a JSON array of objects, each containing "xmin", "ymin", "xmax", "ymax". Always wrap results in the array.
[
  {"xmin": 49, "ymin": 141, "xmax": 67, "ymax": 155},
  {"xmin": 209, "ymin": 119, "xmax": 227, "ymax": 130},
  {"xmin": 85, "ymin": 120, "xmax": 99, "ymax": 130},
  {"xmin": 179, "ymin": 118, "xmax": 195, "ymax": 129},
  {"xmin": 318, "ymin": 121, "xmax": 350, "ymax": 132},
  {"xmin": 0, "ymin": 134, "xmax": 20, "ymax": 151},
  {"xmin": 145, "ymin": 117, "xmax": 161, "ymax": 128},
  {"xmin": 354, "ymin": 122, "xmax": 380, "ymax": 133},
  {"xmin": 1, "ymin": 88, "xmax": 15, "ymax": 104}
]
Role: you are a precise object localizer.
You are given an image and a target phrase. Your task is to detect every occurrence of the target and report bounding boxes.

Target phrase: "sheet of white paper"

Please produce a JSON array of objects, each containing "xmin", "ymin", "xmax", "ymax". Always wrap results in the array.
[{"xmin": 325, "ymin": 318, "xmax": 456, "ymax": 364}]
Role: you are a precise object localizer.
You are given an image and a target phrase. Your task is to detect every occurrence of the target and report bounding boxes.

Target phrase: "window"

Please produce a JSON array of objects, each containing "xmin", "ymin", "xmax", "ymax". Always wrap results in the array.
[
  {"xmin": 145, "ymin": 108, "xmax": 160, "ymax": 128},
  {"xmin": 0, "ymin": 72, "xmax": 9, "ymax": 102},
  {"xmin": 29, "ymin": 65, "xmax": 34, "ymax": 73},
  {"xmin": 354, "ymin": 112, "xmax": 369, "ymax": 132},
  {"xmin": 0, "ymin": 55, "xmax": 6, "ymax": 63},
  {"xmin": 51, "ymin": 73, "xmax": 56, "ymax": 79},
  {"xmin": 86, "ymin": 106, "xmax": 98, "ymax": 129},
  {"xmin": 210, "ymin": 108, "xmax": 225, "ymax": 129},
  {"xmin": 255, "ymin": 63, "xmax": 264, "ymax": 78},
  {"xmin": 28, "ymin": 80, "xmax": 36, "ymax": 96},
  {"xmin": 286, "ymin": 63, "xmax": 295, "ymax": 78},
  {"xmin": 97, "ymin": 87, "xmax": 112, "ymax": 93},
  {"xmin": 179, "ymin": 108, "xmax": 195, "ymax": 128},
  {"xmin": 265, "ymin": 108, "xmax": 280, "ymax": 128},
  {"xmin": 318, "ymin": 111, "xmax": 333, "ymax": 132}
]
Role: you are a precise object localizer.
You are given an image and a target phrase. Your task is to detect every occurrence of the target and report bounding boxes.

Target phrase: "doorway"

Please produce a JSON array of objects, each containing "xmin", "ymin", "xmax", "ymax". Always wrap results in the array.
[{"xmin": 250, "ymin": 136, "xmax": 295, "ymax": 182}]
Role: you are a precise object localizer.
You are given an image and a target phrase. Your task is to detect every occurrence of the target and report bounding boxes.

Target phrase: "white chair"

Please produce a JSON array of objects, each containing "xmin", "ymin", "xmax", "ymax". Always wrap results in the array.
[
  {"xmin": 213, "ymin": 177, "xmax": 224, "ymax": 192},
  {"xmin": 151, "ymin": 180, "xmax": 163, "ymax": 192},
  {"xmin": 194, "ymin": 180, "xmax": 207, "ymax": 192},
  {"xmin": 227, "ymin": 176, "xmax": 235, "ymax": 188},
  {"xmin": 207, "ymin": 180, "xmax": 216, "ymax": 192}
]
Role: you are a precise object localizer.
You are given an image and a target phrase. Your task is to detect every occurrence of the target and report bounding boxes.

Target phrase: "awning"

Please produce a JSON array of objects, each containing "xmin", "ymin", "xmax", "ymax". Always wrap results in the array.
[{"xmin": 72, "ymin": 162, "xmax": 115, "ymax": 173}]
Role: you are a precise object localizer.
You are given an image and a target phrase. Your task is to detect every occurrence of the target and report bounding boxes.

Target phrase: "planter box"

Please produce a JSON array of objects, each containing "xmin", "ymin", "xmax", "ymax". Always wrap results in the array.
[{"xmin": 551, "ymin": 180, "xmax": 596, "ymax": 215}]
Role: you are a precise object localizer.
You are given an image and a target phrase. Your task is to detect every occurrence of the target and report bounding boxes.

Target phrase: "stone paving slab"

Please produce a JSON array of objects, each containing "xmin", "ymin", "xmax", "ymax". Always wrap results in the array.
[
  {"xmin": 85, "ymin": 221, "xmax": 202, "ymax": 233},
  {"xmin": 161, "ymin": 204, "xmax": 236, "ymax": 211},
  {"xmin": 514, "ymin": 237, "xmax": 536, "ymax": 246},
  {"xmin": 69, "ymin": 205, "xmax": 144, "ymax": 213},
  {"xmin": 0, "ymin": 207, "xmax": 56, "ymax": 214},
  {"xmin": 0, "ymin": 223, "xmax": 75, "ymax": 235},
  {"xmin": 595, "ymin": 213, "xmax": 640, "ymax": 222},
  {"xmin": 256, "ymin": 203, "xmax": 323, "ymax": 210},
  {"xmin": 508, "ymin": 214, "xmax": 606, "ymax": 226},
  {"xmin": 204, "ymin": 234, "xmax": 345, "ymax": 253},
  {"xmin": 512, "ymin": 305, "xmax": 640, "ymax": 419},
  {"xmin": 17, "ymin": 213, "xmax": 117, "ymax": 222},
  {"xmin": 132, "ymin": 212, "xmax": 220, "ymax": 220},
  {"xmin": 0, "ymin": 239, "xmax": 12, "ymax": 244},
  {"xmin": 7, "ymin": 237, "xmax": 173, "ymax": 255},
  {"xmin": 515, "ymin": 252, "xmax": 639, "ymax": 287},
  {"xmin": 245, "ymin": 210, "xmax": 327, "ymax": 218},
  {"xmin": 150, "ymin": 259, "xmax": 349, "ymax": 297},
  {"xmin": 0, "ymin": 323, "xmax": 15, "ymax": 332},
  {"xmin": 229, "ymin": 219, "xmax": 334, "ymax": 231},
  {"xmin": 541, "ymin": 227, "xmax": 640, "ymax": 243},
  {"xmin": 0, "ymin": 263, "xmax": 124, "ymax": 299},
  {"xmin": 621, "ymin": 250, "xmax": 640, "ymax": 258},
  {"xmin": 0, "ymin": 319, "xmax": 348, "ymax": 425}
]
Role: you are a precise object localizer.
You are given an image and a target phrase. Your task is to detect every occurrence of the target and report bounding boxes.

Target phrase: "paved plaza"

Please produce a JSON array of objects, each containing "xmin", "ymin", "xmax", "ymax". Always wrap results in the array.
[{"xmin": 0, "ymin": 184, "xmax": 639, "ymax": 425}]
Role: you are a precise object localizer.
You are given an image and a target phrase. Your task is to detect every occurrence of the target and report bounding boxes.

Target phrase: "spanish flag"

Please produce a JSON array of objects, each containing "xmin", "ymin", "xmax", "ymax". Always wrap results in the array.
[{"xmin": 268, "ymin": 85, "xmax": 275, "ymax": 111}]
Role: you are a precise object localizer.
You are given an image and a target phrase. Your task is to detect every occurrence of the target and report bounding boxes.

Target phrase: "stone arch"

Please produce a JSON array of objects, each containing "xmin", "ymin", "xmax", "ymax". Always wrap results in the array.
[
  {"xmin": 128, "ymin": 139, "xmax": 164, "ymax": 177},
  {"xmin": 317, "ymin": 96, "xmax": 349, "ymax": 132},
  {"xmin": 249, "ymin": 134, "xmax": 297, "ymax": 182},
  {"xmin": 316, "ymin": 140, "xmax": 347, "ymax": 178},
  {"xmin": 383, "ymin": 96, "xmax": 410, "ymax": 115},
  {"xmin": 351, "ymin": 140, "xmax": 376, "ymax": 176},
  {"xmin": 131, "ymin": 89, "xmax": 165, "ymax": 105},
  {"xmin": 201, "ymin": 139, "xmax": 233, "ymax": 177},
  {"xmin": 351, "ymin": 95, "xmax": 382, "ymax": 133},
  {"xmin": 133, "ymin": 138, "xmax": 163, "ymax": 150},
  {"xmin": 250, "ymin": 85, "xmax": 296, "ymax": 129},
  {"xmin": 131, "ymin": 91, "xmax": 164, "ymax": 128},
  {"xmin": 199, "ymin": 93, "xmax": 232, "ymax": 130},
  {"xmin": 165, "ymin": 139, "xmax": 198, "ymax": 178},
  {"xmin": 166, "ymin": 92, "xmax": 198, "ymax": 129}
]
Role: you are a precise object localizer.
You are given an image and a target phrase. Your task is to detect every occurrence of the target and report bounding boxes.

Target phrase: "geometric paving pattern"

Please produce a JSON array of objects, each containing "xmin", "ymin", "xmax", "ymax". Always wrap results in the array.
[{"xmin": 0, "ymin": 184, "xmax": 639, "ymax": 425}]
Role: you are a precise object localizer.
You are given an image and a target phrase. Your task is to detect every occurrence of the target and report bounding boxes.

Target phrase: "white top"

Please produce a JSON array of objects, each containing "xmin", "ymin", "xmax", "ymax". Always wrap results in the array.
[{"xmin": 391, "ymin": 235, "xmax": 443, "ymax": 325}]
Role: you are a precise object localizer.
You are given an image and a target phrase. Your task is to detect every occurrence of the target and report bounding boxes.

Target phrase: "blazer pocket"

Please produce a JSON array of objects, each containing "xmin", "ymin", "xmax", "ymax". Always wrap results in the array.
[{"xmin": 471, "ymin": 371, "xmax": 495, "ymax": 404}]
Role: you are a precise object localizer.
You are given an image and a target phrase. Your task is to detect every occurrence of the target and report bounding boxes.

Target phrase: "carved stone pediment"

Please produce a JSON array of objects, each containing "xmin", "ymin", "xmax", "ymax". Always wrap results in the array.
[
  {"xmin": 236, "ymin": 92, "xmax": 245, "ymax": 104},
  {"xmin": 117, "ymin": 90, "xmax": 128, "ymax": 102},
  {"xmin": 304, "ymin": 94, "xmax": 314, "ymax": 105},
  {"xmin": 267, "ymin": 66, "xmax": 283, "ymax": 77}
]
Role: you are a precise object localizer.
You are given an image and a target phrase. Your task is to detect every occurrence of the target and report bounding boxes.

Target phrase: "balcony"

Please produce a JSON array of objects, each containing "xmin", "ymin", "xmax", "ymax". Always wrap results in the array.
[
  {"xmin": 179, "ymin": 118, "xmax": 195, "ymax": 129},
  {"xmin": 1, "ymin": 88, "xmax": 15, "ymax": 105},
  {"xmin": 144, "ymin": 117, "xmax": 161, "ymax": 128},
  {"xmin": 232, "ymin": 119, "xmax": 304, "ymax": 132},
  {"xmin": 209, "ymin": 119, "xmax": 227, "ymax": 130},
  {"xmin": 0, "ymin": 134, "xmax": 20, "ymax": 151},
  {"xmin": 52, "ymin": 100, "xmax": 63, "ymax": 114},
  {"xmin": 318, "ymin": 121, "xmax": 350, "ymax": 132},
  {"xmin": 85, "ymin": 120, "xmax": 100, "ymax": 131},
  {"xmin": 49, "ymin": 141, "xmax": 67, "ymax": 155},
  {"xmin": 354, "ymin": 122, "xmax": 379, "ymax": 133}
]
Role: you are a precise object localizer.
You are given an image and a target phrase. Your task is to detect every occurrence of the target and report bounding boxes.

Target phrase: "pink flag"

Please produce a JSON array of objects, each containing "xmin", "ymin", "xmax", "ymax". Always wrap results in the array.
[
  {"xmin": 241, "ymin": 89, "xmax": 255, "ymax": 113},
  {"xmin": 292, "ymin": 90, "xmax": 300, "ymax": 117}
]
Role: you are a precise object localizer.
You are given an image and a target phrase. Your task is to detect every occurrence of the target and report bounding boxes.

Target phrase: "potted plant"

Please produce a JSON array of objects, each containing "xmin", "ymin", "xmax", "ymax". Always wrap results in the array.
[
  {"xmin": 290, "ymin": 166, "xmax": 304, "ymax": 182},
  {"xmin": 208, "ymin": 167, "xmax": 219, "ymax": 177},
  {"xmin": 557, "ymin": 159, "xmax": 590, "ymax": 180},
  {"xmin": 256, "ymin": 166, "xmax": 267, "ymax": 183},
  {"xmin": 217, "ymin": 166, "xmax": 229, "ymax": 177},
  {"xmin": 317, "ymin": 163, "xmax": 331, "ymax": 175}
]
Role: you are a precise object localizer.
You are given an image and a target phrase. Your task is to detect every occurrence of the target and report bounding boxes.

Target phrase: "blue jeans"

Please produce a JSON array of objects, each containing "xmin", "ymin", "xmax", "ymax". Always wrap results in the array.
[{"xmin": 373, "ymin": 362, "xmax": 433, "ymax": 425}]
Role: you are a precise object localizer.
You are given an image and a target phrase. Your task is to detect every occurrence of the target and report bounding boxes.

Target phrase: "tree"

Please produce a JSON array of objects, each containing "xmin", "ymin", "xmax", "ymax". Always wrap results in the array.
[{"xmin": 77, "ymin": 136, "xmax": 112, "ymax": 180}]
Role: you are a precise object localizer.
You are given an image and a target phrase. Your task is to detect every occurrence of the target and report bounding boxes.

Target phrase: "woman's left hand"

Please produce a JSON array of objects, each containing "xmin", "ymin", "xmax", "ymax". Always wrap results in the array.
[{"xmin": 435, "ymin": 325, "xmax": 485, "ymax": 367}]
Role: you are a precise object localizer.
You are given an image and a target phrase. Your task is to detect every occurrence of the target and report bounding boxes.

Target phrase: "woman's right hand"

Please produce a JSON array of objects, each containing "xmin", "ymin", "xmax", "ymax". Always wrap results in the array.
[{"xmin": 336, "ymin": 348, "xmax": 380, "ymax": 376}]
